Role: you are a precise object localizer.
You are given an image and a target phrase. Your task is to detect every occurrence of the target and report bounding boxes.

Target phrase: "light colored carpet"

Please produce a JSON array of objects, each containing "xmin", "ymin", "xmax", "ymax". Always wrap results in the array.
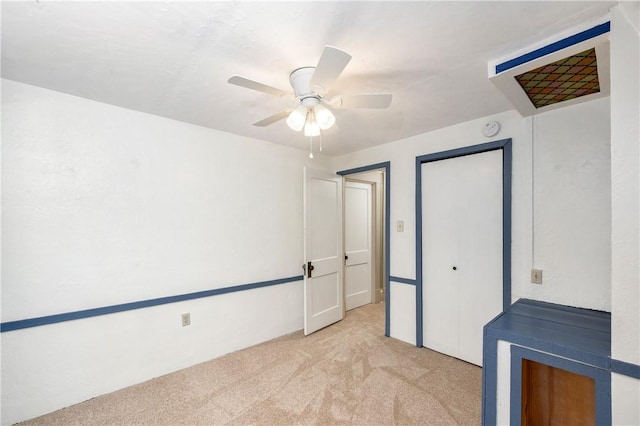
[{"xmin": 19, "ymin": 303, "xmax": 481, "ymax": 425}]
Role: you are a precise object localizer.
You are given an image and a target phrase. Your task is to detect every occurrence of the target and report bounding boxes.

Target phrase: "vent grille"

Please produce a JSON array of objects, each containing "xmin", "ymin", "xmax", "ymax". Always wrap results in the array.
[{"xmin": 514, "ymin": 48, "xmax": 600, "ymax": 108}]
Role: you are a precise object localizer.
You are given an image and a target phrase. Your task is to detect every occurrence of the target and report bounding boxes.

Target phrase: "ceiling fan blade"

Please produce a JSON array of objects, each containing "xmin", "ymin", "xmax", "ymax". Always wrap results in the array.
[
  {"xmin": 228, "ymin": 75, "xmax": 290, "ymax": 98},
  {"xmin": 309, "ymin": 46, "xmax": 352, "ymax": 95},
  {"xmin": 253, "ymin": 110, "xmax": 291, "ymax": 127},
  {"xmin": 332, "ymin": 94, "xmax": 393, "ymax": 109}
]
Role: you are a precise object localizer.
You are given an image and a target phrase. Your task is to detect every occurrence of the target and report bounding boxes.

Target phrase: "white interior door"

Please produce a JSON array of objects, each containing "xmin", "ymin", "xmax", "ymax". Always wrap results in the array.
[
  {"xmin": 422, "ymin": 149, "xmax": 503, "ymax": 366},
  {"xmin": 303, "ymin": 167, "xmax": 343, "ymax": 335},
  {"xmin": 344, "ymin": 180, "xmax": 373, "ymax": 311}
]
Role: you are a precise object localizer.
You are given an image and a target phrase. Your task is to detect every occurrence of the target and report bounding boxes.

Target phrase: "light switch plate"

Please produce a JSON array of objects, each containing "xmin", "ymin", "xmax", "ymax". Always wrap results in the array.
[{"xmin": 396, "ymin": 220, "xmax": 404, "ymax": 232}]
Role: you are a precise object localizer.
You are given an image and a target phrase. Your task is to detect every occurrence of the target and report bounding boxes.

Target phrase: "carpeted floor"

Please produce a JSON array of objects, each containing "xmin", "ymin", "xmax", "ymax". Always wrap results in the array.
[{"xmin": 20, "ymin": 303, "xmax": 481, "ymax": 425}]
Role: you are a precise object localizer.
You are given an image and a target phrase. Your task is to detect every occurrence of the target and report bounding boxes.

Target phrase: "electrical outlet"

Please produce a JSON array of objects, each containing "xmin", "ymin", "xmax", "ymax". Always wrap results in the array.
[
  {"xmin": 181, "ymin": 313, "xmax": 191, "ymax": 327},
  {"xmin": 531, "ymin": 269, "xmax": 543, "ymax": 285}
]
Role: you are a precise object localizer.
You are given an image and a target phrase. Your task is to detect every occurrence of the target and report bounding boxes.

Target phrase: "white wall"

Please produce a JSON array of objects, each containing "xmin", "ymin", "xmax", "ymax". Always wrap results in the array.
[
  {"xmin": 1, "ymin": 79, "xmax": 331, "ymax": 424},
  {"xmin": 528, "ymin": 98, "xmax": 611, "ymax": 311},
  {"xmin": 335, "ymin": 97, "xmax": 611, "ymax": 343},
  {"xmin": 610, "ymin": 3, "xmax": 640, "ymax": 424}
]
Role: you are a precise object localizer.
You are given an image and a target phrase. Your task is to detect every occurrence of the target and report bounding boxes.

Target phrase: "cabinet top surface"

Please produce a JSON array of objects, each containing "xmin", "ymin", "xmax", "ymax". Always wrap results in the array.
[{"xmin": 486, "ymin": 298, "xmax": 611, "ymax": 359}]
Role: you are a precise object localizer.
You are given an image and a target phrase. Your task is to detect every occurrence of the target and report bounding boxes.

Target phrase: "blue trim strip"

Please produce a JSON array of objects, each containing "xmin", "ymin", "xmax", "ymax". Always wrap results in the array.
[
  {"xmin": 502, "ymin": 141, "xmax": 513, "ymax": 309},
  {"xmin": 389, "ymin": 276, "xmax": 417, "ymax": 286},
  {"xmin": 338, "ymin": 161, "xmax": 391, "ymax": 337},
  {"xmin": 385, "ymin": 163, "xmax": 391, "ymax": 338},
  {"xmin": 495, "ymin": 21, "xmax": 610, "ymax": 74},
  {"xmin": 415, "ymin": 139, "xmax": 511, "ymax": 165},
  {"xmin": 415, "ymin": 139, "xmax": 512, "ymax": 348},
  {"xmin": 1, "ymin": 275, "xmax": 303, "ymax": 333},
  {"xmin": 337, "ymin": 162, "xmax": 390, "ymax": 177},
  {"xmin": 415, "ymin": 155, "xmax": 424, "ymax": 347},
  {"xmin": 611, "ymin": 359, "xmax": 640, "ymax": 379}
]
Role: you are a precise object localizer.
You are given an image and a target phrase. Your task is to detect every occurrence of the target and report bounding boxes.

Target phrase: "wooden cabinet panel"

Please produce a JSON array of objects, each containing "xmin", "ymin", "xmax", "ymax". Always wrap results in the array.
[{"xmin": 522, "ymin": 359, "xmax": 596, "ymax": 426}]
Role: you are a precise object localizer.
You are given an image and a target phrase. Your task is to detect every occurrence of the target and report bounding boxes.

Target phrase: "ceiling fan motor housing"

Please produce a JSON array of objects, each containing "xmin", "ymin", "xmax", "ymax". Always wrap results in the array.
[{"xmin": 289, "ymin": 67, "xmax": 318, "ymax": 101}]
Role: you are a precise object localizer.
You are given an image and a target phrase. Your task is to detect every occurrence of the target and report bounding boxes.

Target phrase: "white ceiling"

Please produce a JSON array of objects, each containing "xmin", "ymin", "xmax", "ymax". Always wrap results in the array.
[{"xmin": 1, "ymin": 1, "xmax": 616, "ymax": 156}]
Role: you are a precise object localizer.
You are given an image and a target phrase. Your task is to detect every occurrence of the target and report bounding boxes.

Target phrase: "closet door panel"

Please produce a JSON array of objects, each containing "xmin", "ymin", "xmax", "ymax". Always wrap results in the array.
[
  {"xmin": 422, "ymin": 149, "xmax": 503, "ymax": 366},
  {"xmin": 456, "ymin": 150, "xmax": 503, "ymax": 366},
  {"xmin": 422, "ymin": 159, "xmax": 460, "ymax": 358}
]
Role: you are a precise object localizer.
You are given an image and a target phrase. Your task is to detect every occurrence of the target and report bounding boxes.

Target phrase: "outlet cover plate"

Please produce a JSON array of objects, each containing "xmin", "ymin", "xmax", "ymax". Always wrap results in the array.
[
  {"xmin": 531, "ymin": 269, "xmax": 543, "ymax": 284},
  {"xmin": 181, "ymin": 313, "xmax": 191, "ymax": 327}
]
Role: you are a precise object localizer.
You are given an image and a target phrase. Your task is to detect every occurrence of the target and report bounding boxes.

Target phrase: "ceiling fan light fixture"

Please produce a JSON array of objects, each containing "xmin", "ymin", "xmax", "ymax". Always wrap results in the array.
[
  {"xmin": 304, "ymin": 110, "xmax": 321, "ymax": 137},
  {"xmin": 304, "ymin": 122, "xmax": 320, "ymax": 137},
  {"xmin": 314, "ymin": 104, "xmax": 335, "ymax": 130},
  {"xmin": 286, "ymin": 105, "xmax": 307, "ymax": 131}
]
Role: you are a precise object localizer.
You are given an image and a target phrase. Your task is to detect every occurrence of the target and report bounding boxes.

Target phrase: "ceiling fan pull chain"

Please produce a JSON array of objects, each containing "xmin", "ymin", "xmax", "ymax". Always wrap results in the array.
[{"xmin": 309, "ymin": 136, "xmax": 314, "ymax": 159}]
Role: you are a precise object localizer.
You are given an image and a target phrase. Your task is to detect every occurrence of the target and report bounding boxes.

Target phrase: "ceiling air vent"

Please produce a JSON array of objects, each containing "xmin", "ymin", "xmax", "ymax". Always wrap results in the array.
[
  {"xmin": 514, "ymin": 48, "xmax": 600, "ymax": 109},
  {"xmin": 489, "ymin": 18, "xmax": 610, "ymax": 116}
]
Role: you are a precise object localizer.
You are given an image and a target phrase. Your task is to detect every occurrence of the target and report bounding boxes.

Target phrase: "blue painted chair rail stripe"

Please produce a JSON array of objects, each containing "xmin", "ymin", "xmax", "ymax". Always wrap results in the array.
[
  {"xmin": 611, "ymin": 358, "xmax": 640, "ymax": 379},
  {"xmin": 1, "ymin": 275, "xmax": 303, "ymax": 333},
  {"xmin": 389, "ymin": 276, "xmax": 417, "ymax": 286},
  {"xmin": 495, "ymin": 21, "xmax": 610, "ymax": 74}
]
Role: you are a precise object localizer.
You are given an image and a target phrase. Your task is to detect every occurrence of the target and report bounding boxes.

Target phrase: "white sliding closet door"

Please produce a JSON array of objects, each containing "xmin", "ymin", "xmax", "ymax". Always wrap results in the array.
[{"xmin": 422, "ymin": 149, "xmax": 503, "ymax": 366}]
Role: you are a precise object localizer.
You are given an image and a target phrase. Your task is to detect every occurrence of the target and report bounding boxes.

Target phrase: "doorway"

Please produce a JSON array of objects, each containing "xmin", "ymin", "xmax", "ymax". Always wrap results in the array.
[
  {"xmin": 338, "ymin": 162, "xmax": 390, "ymax": 336},
  {"xmin": 344, "ymin": 173, "xmax": 384, "ymax": 311}
]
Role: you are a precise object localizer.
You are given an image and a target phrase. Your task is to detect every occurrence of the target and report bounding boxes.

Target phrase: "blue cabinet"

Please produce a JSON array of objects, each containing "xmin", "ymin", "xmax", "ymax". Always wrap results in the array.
[{"xmin": 482, "ymin": 298, "xmax": 611, "ymax": 425}]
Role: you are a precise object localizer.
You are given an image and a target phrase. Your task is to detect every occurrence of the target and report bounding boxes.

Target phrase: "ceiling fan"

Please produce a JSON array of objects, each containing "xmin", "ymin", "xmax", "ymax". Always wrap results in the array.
[{"xmin": 227, "ymin": 45, "xmax": 392, "ymax": 137}]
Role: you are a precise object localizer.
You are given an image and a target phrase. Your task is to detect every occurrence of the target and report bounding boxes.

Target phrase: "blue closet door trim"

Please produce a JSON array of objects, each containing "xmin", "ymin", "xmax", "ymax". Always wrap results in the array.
[
  {"xmin": 415, "ymin": 139, "xmax": 512, "ymax": 348},
  {"xmin": 1, "ymin": 275, "xmax": 303, "ymax": 332},
  {"xmin": 495, "ymin": 22, "xmax": 610, "ymax": 74},
  {"xmin": 338, "ymin": 161, "xmax": 391, "ymax": 337}
]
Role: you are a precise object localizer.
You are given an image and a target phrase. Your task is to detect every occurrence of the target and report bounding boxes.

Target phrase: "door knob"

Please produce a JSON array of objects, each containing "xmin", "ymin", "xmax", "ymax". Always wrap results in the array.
[
  {"xmin": 452, "ymin": 266, "xmax": 457, "ymax": 271},
  {"xmin": 305, "ymin": 261, "xmax": 315, "ymax": 278}
]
